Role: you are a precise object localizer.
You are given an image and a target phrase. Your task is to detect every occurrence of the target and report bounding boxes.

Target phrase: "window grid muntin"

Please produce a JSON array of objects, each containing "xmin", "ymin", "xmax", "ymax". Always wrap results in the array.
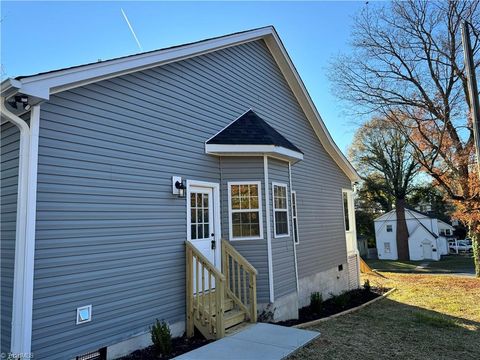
[
  {"xmin": 229, "ymin": 182, "xmax": 263, "ymax": 240},
  {"xmin": 273, "ymin": 183, "xmax": 289, "ymax": 237}
]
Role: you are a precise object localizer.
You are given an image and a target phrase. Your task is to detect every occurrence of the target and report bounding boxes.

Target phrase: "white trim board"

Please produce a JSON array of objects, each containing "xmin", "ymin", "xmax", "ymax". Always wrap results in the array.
[
  {"xmin": 263, "ymin": 156, "xmax": 275, "ymax": 303},
  {"xmin": 288, "ymin": 163, "xmax": 300, "ymax": 294},
  {"xmin": 205, "ymin": 144, "xmax": 303, "ymax": 163},
  {"xmin": 2, "ymin": 26, "xmax": 358, "ymax": 182}
]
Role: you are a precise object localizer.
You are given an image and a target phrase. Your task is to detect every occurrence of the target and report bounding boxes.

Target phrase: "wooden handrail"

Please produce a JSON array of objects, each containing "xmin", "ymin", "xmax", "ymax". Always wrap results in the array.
[
  {"xmin": 221, "ymin": 239, "xmax": 258, "ymax": 275},
  {"xmin": 186, "ymin": 241, "xmax": 225, "ymax": 339},
  {"xmin": 186, "ymin": 241, "xmax": 226, "ymax": 281},
  {"xmin": 221, "ymin": 239, "xmax": 257, "ymax": 323}
]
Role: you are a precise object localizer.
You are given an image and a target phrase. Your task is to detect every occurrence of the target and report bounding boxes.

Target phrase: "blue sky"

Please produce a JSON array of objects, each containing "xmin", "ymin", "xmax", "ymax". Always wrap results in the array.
[{"xmin": 1, "ymin": 1, "xmax": 365, "ymax": 152}]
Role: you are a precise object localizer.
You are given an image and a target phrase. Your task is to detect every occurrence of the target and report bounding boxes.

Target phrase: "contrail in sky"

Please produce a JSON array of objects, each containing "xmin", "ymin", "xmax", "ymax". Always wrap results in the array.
[{"xmin": 121, "ymin": 8, "xmax": 143, "ymax": 52}]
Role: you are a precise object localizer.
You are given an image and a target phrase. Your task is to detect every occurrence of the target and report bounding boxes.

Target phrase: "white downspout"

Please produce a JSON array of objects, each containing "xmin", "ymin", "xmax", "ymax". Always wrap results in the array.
[
  {"xmin": 288, "ymin": 162, "xmax": 299, "ymax": 294},
  {"xmin": 263, "ymin": 155, "xmax": 275, "ymax": 303},
  {"xmin": 1, "ymin": 98, "xmax": 40, "ymax": 355}
]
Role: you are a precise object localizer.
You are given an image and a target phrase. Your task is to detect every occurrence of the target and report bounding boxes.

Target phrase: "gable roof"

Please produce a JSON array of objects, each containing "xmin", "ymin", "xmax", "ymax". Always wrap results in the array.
[
  {"xmin": 406, "ymin": 209, "xmax": 439, "ymax": 239},
  {"xmin": 1, "ymin": 26, "xmax": 359, "ymax": 181},
  {"xmin": 374, "ymin": 208, "xmax": 439, "ymax": 238},
  {"xmin": 206, "ymin": 109, "xmax": 303, "ymax": 152}
]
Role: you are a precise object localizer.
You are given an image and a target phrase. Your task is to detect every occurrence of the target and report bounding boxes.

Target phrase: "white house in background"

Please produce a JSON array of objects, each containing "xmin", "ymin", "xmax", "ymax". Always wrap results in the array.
[{"xmin": 374, "ymin": 209, "xmax": 454, "ymax": 261}]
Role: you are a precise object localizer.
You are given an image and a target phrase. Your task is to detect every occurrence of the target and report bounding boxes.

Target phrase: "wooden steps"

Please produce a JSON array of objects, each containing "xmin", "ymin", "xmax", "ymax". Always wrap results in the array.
[
  {"xmin": 224, "ymin": 308, "xmax": 246, "ymax": 329},
  {"xmin": 186, "ymin": 240, "xmax": 257, "ymax": 341}
]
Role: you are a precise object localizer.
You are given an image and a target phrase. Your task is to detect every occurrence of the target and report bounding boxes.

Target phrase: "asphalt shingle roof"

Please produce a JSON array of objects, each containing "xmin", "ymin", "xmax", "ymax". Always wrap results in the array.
[{"xmin": 206, "ymin": 110, "xmax": 303, "ymax": 154}]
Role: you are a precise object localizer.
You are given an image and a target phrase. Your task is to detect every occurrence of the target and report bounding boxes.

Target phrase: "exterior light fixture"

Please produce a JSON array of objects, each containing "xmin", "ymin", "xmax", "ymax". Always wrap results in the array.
[
  {"xmin": 175, "ymin": 180, "xmax": 186, "ymax": 197},
  {"xmin": 9, "ymin": 95, "xmax": 31, "ymax": 110},
  {"xmin": 172, "ymin": 176, "xmax": 186, "ymax": 197}
]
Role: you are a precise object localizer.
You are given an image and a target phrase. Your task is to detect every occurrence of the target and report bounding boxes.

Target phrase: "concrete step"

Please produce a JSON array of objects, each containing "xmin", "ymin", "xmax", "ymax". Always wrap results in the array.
[{"xmin": 224, "ymin": 309, "xmax": 246, "ymax": 329}]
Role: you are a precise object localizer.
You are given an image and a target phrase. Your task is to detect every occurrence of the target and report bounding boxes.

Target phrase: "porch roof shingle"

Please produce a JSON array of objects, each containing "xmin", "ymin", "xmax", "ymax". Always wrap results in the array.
[{"xmin": 206, "ymin": 110, "xmax": 303, "ymax": 154}]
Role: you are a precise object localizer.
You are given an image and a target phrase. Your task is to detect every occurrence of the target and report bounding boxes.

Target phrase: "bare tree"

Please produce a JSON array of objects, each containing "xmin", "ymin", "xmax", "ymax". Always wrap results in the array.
[
  {"xmin": 349, "ymin": 118, "xmax": 419, "ymax": 260},
  {"xmin": 331, "ymin": 0, "xmax": 480, "ymax": 273}
]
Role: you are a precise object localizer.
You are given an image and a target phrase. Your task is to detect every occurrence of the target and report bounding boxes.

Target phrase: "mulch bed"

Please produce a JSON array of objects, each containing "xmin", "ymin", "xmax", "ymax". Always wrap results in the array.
[
  {"xmin": 276, "ymin": 287, "xmax": 388, "ymax": 327},
  {"xmin": 120, "ymin": 332, "xmax": 212, "ymax": 360},
  {"xmin": 121, "ymin": 287, "xmax": 388, "ymax": 358}
]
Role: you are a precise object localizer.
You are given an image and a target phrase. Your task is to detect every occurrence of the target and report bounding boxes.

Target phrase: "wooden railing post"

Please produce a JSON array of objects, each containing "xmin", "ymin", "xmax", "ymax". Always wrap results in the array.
[
  {"xmin": 216, "ymin": 276, "xmax": 225, "ymax": 338},
  {"xmin": 250, "ymin": 273, "xmax": 257, "ymax": 323},
  {"xmin": 221, "ymin": 240, "xmax": 257, "ymax": 323},
  {"xmin": 186, "ymin": 245, "xmax": 194, "ymax": 337},
  {"xmin": 185, "ymin": 241, "xmax": 226, "ymax": 340}
]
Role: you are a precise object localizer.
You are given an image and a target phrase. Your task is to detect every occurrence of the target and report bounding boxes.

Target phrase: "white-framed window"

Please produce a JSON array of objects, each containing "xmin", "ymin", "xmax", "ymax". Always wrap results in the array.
[
  {"xmin": 228, "ymin": 181, "xmax": 263, "ymax": 240},
  {"xmin": 445, "ymin": 229, "xmax": 451, "ymax": 236},
  {"xmin": 386, "ymin": 224, "xmax": 393, "ymax": 232},
  {"xmin": 272, "ymin": 182, "xmax": 290, "ymax": 238},
  {"xmin": 384, "ymin": 242, "xmax": 391, "ymax": 253},
  {"xmin": 291, "ymin": 191, "xmax": 299, "ymax": 244},
  {"xmin": 342, "ymin": 191, "xmax": 350, "ymax": 231}
]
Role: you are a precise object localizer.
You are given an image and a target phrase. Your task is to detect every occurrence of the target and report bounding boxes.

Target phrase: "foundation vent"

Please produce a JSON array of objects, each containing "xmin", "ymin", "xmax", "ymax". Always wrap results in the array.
[{"xmin": 76, "ymin": 347, "xmax": 106, "ymax": 360}]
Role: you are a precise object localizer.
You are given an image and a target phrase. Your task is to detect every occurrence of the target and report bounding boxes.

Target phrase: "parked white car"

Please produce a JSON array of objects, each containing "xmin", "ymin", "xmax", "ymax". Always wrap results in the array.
[{"xmin": 449, "ymin": 240, "xmax": 473, "ymax": 253}]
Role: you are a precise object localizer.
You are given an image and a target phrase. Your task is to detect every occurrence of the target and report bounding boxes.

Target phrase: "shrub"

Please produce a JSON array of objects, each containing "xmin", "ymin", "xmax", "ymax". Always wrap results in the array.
[
  {"xmin": 150, "ymin": 319, "xmax": 172, "ymax": 356},
  {"xmin": 310, "ymin": 292, "xmax": 323, "ymax": 313},
  {"xmin": 330, "ymin": 292, "xmax": 351, "ymax": 308},
  {"xmin": 363, "ymin": 279, "xmax": 371, "ymax": 292}
]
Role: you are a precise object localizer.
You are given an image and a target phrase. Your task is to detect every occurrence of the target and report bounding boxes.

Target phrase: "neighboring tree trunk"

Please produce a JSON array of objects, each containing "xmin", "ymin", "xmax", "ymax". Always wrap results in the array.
[
  {"xmin": 396, "ymin": 198, "xmax": 410, "ymax": 260},
  {"xmin": 471, "ymin": 225, "xmax": 480, "ymax": 277}
]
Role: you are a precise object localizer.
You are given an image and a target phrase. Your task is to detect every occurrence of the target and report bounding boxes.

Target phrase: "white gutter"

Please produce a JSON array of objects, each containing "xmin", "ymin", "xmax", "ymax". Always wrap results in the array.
[{"xmin": 1, "ymin": 97, "xmax": 39, "ymax": 355}]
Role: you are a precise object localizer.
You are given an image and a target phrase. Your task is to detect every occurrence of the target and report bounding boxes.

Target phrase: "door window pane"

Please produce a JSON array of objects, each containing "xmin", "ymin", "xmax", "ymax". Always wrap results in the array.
[{"xmin": 190, "ymin": 191, "xmax": 210, "ymax": 240}]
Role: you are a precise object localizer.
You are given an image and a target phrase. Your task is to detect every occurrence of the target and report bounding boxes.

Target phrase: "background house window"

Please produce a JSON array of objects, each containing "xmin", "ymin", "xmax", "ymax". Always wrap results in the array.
[
  {"xmin": 273, "ymin": 183, "xmax": 289, "ymax": 237},
  {"xmin": 445, "ymin": 229, "xmax": 451, "ymax": 236},
  {"xmin": 385, "ymin": 242, "xmax": 391, "ymax": 253},
  {"xmin": 343, "ymin": 191, "xmax": 350, "ymax": 231},
  {"xmin": 291, "ymin": 191, "xmax": 299, "ymax": 244},
  {"xmin": 229, "ymin": 182, "xmax": 262, "ymax": 240},
  {"xmin": 386, "ymin": 225, "xmax": 393, "ymax": 232}
]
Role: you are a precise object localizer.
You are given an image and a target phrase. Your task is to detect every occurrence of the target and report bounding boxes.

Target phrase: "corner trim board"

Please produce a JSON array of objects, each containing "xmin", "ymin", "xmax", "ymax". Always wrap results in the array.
[
  {"xmin": 263, "ymin": 156, "xmax": 275, "ymax": 302},
  {"xmin": 288, "ymin": 163, "xmax": 300, "ymax": 293}
]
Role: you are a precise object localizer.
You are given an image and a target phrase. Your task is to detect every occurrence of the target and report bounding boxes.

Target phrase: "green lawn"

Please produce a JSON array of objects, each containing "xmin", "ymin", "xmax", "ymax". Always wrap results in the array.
[
  {"xmin": 366, "ymin": 255, "xmax": 474, "ymax": 274},
  {"xmin": 288, "ymin": 273, "xmax": 480, "ymax": 360}
]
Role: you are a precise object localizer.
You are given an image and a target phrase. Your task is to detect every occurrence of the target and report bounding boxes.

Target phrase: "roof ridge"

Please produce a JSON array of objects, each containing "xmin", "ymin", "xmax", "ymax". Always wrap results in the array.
[{"xmin": 14, "ymin": 26, "xmax": 275, "ymax": 80}]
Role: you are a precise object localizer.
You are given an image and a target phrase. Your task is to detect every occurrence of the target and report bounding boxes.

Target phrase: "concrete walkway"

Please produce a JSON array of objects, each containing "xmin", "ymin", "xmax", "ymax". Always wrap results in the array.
[{"xmin": 174, "ymin": 323, "xmax": 320, "ymax": 360}]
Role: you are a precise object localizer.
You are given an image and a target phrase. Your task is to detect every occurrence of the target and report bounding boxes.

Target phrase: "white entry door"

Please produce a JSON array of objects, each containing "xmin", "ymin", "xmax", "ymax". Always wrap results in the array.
[
  {"xmin": 187, "ymin": 181, "xmax": 221, "ymax": 271},
  {"xmin": 422, "ymin": 240, "xmax": 432, "ymax": 259}
]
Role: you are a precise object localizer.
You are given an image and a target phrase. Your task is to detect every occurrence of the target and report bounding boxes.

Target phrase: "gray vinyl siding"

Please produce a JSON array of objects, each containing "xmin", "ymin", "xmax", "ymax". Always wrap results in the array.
[
  {"xmin": 1, "ymin": 122, "xmax": 20, "ymax": 354},
  {"xmin": 268, "ymin": 158, "xmax": 297, "ymax": 299},
  {"xmin": 31, "ymin": 38, "xmax": 351, "ymax": 358},
  {"xmin": 219, "ymin": 156, "xmax": 270, "ymax": 303}
]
